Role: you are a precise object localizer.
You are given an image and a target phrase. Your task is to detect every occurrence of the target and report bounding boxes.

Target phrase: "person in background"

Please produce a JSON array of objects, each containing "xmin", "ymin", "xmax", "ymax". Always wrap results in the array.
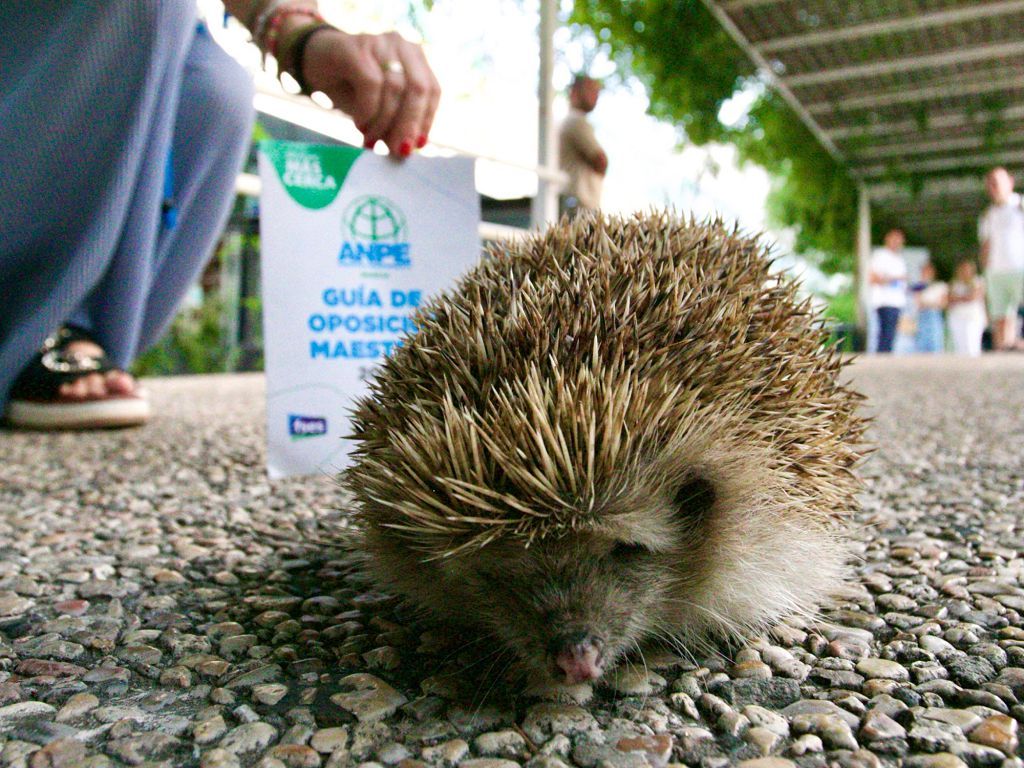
[
  {"xmin": 947, "ymin": 260, "xmax": 987, "ymax": 357},
  {"xmin": 0, "ymin": 0, "xmax": 440, "ymax": 430},
  {"xmin": 558, "ymin": 74, "xmax": 607, "ymax": 217},
  {"xmin": 979, "ymin": 167, "xmax": 1024, "ymax": 351},
  {"xmin": 911, "ymin": 261, "xmax": 947, "ymax": 353},
  {"xmin": 868, "ymin": 228, "xmax": 909, "ymax": 353}
]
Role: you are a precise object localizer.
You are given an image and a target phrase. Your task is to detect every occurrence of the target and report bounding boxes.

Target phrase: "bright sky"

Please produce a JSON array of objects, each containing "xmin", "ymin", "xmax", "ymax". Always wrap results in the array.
[{"xmin": 199, "ymin": 0, "xmax": 847, "ymax": 293}]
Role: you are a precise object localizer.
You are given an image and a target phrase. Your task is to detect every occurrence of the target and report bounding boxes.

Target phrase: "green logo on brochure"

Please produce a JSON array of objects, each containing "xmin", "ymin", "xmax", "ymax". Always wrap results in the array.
[
  {"xmin": 338, "ymin": 195, "xmax": 411, "ymax": 268},
  {"xmin": 343, "ymin": 196, "xmax": 407, "ymax": 242},
  {"xmin": 261, "ymin": 141, "xmax": 361, "ymax": 209}
]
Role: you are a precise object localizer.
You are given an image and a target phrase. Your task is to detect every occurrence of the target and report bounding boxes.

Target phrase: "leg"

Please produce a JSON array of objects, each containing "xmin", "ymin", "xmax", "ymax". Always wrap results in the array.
[
  {"xmin": 948, "ymin": 316, "xmax": 963, "ymax": 355},
  {"xmin": 140, "ymin": 28, "xmax": 255, "ymax": 354},
  {"xmin": 991, "ymin": 318, "xmax": 1004, "ymax": 350},
  {"xmin": 1001, "ymin": 316, "xmax": 1017, "ymax": 349},
  {"xmin": 969, "ymin": 318, "xmax": 985, "ymax": 357},
  {"xmin": 923, "ymin": 310, "xmax": 944, "ymax": 353},
  {"xmin": 876, "ymin": 307, "xmax": 899, "ymax": 353},
  {"xmin": 0, "ymin": 1, "xmax": 197, "ymax": 408},
  {"xmin": 71, "ymin": 26, "xmax": 255, "ymax": 361},
  {"xmin": 984, "ymin": 272, "xmax": 1024, "ymax": 350}
]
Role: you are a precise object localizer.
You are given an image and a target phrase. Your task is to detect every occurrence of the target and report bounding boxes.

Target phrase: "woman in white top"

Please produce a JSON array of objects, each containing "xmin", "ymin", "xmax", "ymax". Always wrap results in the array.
[
  {"xmin": 947, "ymin": 260, "xmax": 987, "ymax": 357},
  {"xmin": 868, "ymin": 229, "xmax": 909, "ymax": 353}
]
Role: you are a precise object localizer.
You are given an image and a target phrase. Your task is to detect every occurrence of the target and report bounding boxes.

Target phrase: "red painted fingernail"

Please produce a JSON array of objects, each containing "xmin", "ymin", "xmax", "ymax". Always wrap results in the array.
[
  {"xmin": 399, "ymin": 140, "xmax": 412, "ymax": 157},
  {"xmin": 363, "ymin": 138, "xmax": 375, "ymax": 149},
  {"xmin": 416, "ymin": 134, "xmax": 427, "ymax": 149}
]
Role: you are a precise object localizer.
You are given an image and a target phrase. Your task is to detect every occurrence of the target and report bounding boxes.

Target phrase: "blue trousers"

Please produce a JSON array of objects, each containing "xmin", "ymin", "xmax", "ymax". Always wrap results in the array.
[
  {"xmin": 876, "ymin": 306, "xmax": 900, "ymax": 353},
  {"xmin": 0, "ymin": 1, "xmax": 254, "ymax": 407}
]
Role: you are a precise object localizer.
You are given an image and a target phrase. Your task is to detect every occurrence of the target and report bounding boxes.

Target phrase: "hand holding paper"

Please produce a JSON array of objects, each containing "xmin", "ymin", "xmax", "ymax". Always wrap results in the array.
[{"xmin": 301, "ymin": 28, "xmax": 440, "ymax": 156}]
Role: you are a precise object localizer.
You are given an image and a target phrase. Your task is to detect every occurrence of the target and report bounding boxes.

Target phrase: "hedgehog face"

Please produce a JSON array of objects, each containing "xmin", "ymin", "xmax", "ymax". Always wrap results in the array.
[{"xmin": 439, "ymin": 475, "xmax": 719, "ymax": 685}]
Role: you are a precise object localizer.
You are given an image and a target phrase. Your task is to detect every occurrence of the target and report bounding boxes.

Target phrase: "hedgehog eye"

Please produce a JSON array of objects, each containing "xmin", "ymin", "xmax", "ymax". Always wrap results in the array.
[
  {"xmin": 611, "ymin": 541, "xmax": 650, "ymax": 559},
  {"xmin": 673, "ymin": 476, "xmax": 716, "ymax": 517}
]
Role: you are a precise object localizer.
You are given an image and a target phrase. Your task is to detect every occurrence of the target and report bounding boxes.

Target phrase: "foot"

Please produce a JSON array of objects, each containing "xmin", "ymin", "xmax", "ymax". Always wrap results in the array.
[
  {"xmin": 57, "ymin": 340, "xmax": 137, "ymax": 400},
  {"xmin": 5, "ymin": 328, "xmax": 150, "ymax": 430}
]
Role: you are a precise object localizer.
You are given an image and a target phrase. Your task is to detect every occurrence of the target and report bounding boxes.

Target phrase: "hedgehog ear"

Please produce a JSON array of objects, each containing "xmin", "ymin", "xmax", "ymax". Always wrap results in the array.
[{"xmin": 672, "ymin": 476, "xmax": 716, "ymax": 518}]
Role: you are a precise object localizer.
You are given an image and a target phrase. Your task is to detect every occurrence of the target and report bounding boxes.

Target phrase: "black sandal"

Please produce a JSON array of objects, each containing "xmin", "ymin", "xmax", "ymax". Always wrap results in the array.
[{"xmin": 4, "ymin": 327, "xmax": 150, "ymax": 430}]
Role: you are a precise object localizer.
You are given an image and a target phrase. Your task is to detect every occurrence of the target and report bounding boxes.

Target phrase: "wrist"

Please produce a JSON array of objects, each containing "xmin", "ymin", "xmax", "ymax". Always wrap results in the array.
[
  {"xmin": 277, "ymin": 8, "xmax": 318, "ymax": 40},
  {"xmin": 277, "ymin": 22, "xmax": 336, "ymax": 95}
]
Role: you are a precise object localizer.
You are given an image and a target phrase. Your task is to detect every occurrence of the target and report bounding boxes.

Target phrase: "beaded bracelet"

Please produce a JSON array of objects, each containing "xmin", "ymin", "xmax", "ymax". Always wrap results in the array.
[
  {"xmin": 264, "ymin": 7, "xmax": 324, "ymax": 61},
  {"xmin": 252, "ymin": 0, "xmax": 294, "ymax": 48}
]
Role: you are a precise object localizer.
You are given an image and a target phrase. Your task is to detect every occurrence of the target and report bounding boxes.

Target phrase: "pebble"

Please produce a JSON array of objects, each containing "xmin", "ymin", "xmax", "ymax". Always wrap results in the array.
[
  {"xmin": 200, "ymin": 748, "xmax": 242, "ymax": 768},
  {"xmin": 54, "ymin": 693, "xmax": 99, "ymax": 722},
  {"xmin": 908, "ymin": 724, "xmax": 965, "ymax": 753},
  {"xmin": 788, "ymin": 733, "xmax": 823, "ymax": 756},
  {"xmin": 604, "ymin": 668, "xmax": 665, "ymax": 695},
  {"xmin": 253, "ymin": 683, "xmax": 289, "ymax": 706},
  {"xmin": 106, "ymin": 733, "xmax": 181, "ymax": 764},
  {"xmin": 220, "ymin": 723, "xmax": 279, "ymax": 755},
  {"xmin": 860, "ymin": 709, "xmax": 906, "ymax": 741},
  {"xmin": 856, "ymin": 657, "xmax": 910, "ymax": 681},
  {"xmin": 310, "ymin": 728, "xmax": 349, "ymax": 754},
  {"xmin": 790, "ymin": 713, "xmax": 859, "ymax": 751},
  {"xmin": 521, "ymin": 704, "xmax": 598, "ymax": 744},
  {"xmin": 474, "ymin": 730, "xmax": 529, "ymax": 759},
  {"xmin": 0, "ymin": 702, "xmax": 57, "ymax": 722},
  {"xmin": 331, "ymin": 674, "xmax": 408, "ymax": 722},
  {"xmin": 968, "ymin": 713, "xmax": 1018, "ymax": 755},
  {"xmin": 224, "ymin": 664, "xmax": 283, "ymax": 690},
  {"xmin": 421, "ymin": 739, "xmax": 468, "ymax": 764},
  {"xmin": 920, "ymin": 707, "xmax": 982, "ymax": 732},
  {"xmin": 194, "ymin": 714, "xmax": 228, "ymax": 745}
]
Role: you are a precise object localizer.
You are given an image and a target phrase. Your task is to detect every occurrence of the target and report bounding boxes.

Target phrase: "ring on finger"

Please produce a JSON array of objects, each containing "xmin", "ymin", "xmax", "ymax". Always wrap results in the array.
[{"xmin": 380, "ymin": 59, "xmax": 404, "ymax": 75}]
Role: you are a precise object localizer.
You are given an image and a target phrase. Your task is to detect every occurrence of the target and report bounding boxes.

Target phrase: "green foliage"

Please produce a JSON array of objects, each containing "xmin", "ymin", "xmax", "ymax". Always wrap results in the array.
[
  {"xmin": 820, "ymin": 288, "xmax": 860, "ymax": 351},
  {"xmin": 824, "ymin": 287, "xmax": 857, "ymax": 326},
  {"xmin": 132, "ymin": 294, "xmax": 237, "ymax": 377},
  {"xmin": 569, "ymin": 0, "xmax": 859, "ymax": 272}
]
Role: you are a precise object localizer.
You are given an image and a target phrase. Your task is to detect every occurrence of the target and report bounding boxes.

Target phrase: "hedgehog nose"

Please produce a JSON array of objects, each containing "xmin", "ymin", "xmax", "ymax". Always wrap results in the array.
[{"xmin": 553, "ymin": 632, "xmax": 604, "ymax": 684}]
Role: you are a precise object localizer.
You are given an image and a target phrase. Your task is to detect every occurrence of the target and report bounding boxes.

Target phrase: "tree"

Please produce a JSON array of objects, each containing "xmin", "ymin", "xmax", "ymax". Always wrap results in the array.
[{"xmin": 570, "ymin": 0, "xmax": 858, "ymax": 273}]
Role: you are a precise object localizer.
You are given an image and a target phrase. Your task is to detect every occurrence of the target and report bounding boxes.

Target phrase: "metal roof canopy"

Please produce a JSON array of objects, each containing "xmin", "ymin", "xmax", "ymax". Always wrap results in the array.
[{"xmin": 701, "ymin": 0, "xmax": 1024, "ymax": 285}]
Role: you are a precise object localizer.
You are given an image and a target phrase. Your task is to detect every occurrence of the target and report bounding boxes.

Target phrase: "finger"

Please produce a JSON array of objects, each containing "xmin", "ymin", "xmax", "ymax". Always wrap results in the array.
[
  {"xmin": 418, "ymin": 65, "xmax": 442, "ymax": 147},
  {"xmin": 86, "ymin": 373, "xmax": 106, "ymax": 399},
  {"xmin": 383, "ymin": 40, "xmax": 434, "ymax": 154},
  {"xmin": 363, "ymin": 70, "xmax": 404, "ymax": 151},
  {"xmin": 106, "ymin": 370, "xmax": 135, "ymax": 396},
  {"xmin": 363, "ymin": 34, "xmax": 406, "ymax": 150},
  {"xmin": 69, "ymin": 377, "xmax": 90, "ymax": 400},
  {"xmin": 341, "ymin": 36, "xmax": 386, "ymax": 134}
]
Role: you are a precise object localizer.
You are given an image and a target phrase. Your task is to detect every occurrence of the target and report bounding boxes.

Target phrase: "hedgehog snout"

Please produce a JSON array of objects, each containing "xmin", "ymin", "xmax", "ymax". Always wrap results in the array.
[{"xmin": 550, "ymin": 631, "xmax": 605, "ymax": 684}]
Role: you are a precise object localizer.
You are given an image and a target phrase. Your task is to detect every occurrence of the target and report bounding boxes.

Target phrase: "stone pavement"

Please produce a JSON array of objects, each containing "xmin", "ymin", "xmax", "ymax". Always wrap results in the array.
[{"xmin": 1, "ymin": 357, "xmax": 1023, "ymax": 768}]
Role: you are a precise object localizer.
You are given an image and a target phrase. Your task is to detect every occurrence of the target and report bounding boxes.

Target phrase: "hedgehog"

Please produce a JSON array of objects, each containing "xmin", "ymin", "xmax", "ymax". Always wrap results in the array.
[{"xmin": 346, "ymin": 211, "xmax": 864, "ymax": 694}]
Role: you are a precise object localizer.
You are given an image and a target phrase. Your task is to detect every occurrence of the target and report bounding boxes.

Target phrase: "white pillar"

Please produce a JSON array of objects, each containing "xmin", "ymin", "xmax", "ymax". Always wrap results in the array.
[
  {"xmin": 531, "ymin": 0, "xmax": 558, "ymax": 229},
  {"xmin": 856, "ymin": 184, "xmax": 872, "ymax": 333}
]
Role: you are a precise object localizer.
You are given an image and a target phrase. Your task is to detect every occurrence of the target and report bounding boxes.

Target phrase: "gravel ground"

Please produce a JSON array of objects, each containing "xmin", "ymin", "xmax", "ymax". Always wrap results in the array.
[{"xmin": 1, "ymin": 357, "xmax": 1023, "ymax": 768}]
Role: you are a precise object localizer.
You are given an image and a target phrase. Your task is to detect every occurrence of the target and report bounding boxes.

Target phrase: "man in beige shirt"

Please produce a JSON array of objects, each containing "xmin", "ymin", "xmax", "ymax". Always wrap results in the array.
[{"xmin": 559, "ymin": 75, "xmax": 607, "ymax": 216}]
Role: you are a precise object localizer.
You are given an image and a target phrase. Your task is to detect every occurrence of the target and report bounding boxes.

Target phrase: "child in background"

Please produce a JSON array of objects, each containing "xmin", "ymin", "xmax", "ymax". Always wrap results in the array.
[
  {"xmin": 947, "ymin": 260, "xmax": 987, "ymax": 356},
  {"xmin": 912, "ymin": 262, "xmax": 947, "ymax": 353}
]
